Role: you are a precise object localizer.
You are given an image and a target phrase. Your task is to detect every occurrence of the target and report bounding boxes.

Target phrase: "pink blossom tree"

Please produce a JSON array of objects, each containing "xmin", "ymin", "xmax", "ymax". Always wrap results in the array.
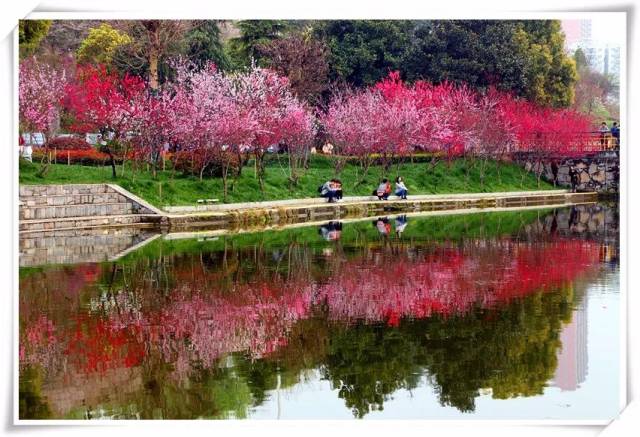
[
  {"xmin": 167, "ymin": 59, "xmax": 258, "ymax": 198},
  {"xmin": 19, "ymin": 57, "xmax": 67, "ymax": 172},
  {"xmin": 228, "ymin": 65, "xmax": 315, "ymax": 192}
]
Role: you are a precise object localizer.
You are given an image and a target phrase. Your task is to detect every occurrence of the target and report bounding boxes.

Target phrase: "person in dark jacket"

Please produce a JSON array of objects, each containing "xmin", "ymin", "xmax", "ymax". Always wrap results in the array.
[
  {"xmin": 569, "ymin": 166, "xmax": 579, "ymax": 193},
  {"xmin": 611, "ymin": 122, "xmax": 620, "ymax": 148}
]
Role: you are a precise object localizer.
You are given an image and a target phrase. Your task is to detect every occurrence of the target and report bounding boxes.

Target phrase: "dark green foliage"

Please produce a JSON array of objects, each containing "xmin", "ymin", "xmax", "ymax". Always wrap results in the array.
[
  {"xmin": 402, "ymin": 20, "xmax": 577, "ymax": 107},
  {"xmin": 185, "ymin": 20, "xmax": 231, "ymax": 70},
  {"xmin": 19, "ymin": 20, "xmax": 52, "ymax": 58},
  {"xmin": 227, "ymin": 20, "xmax": 290, "ymax": 67},
  {"xmin": 316, "ymin": 20, "xmax": 414, "ymax": 87}
]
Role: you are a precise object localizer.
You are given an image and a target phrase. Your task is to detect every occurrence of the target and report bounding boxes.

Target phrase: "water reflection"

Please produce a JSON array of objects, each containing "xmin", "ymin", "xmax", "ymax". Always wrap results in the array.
[{"xmin": 19, "ymin": 204, "xmax": 619, "ymax": 420}]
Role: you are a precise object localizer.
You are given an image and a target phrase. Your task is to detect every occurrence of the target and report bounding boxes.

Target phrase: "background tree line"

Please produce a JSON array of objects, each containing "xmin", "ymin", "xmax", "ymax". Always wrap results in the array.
[{"xmin": 20, "ymin": 18, "xmax": 581, "ymax": 108}]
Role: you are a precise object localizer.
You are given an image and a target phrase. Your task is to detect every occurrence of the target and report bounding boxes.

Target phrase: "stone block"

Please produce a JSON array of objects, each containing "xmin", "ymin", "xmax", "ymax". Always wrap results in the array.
[
  {"xmin": 579, "ymin": 171, "xmax": 591, "ymax": 184},
  {"xmin": 592, "ymin": 170, "xmax": 606, "ymax": 183}
]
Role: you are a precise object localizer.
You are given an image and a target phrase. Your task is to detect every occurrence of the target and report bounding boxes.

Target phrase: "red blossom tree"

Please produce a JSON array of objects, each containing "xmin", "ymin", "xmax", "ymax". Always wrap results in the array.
[{"xmin": 64, "ymin": 64, "xmax": 146, "ymax": 177}]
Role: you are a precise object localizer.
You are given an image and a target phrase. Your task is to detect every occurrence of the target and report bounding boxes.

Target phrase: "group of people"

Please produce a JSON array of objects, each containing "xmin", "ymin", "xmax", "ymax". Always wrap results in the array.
[
  {"xmin": 373, "ymin": 177, "xmax": 408, "ymax": 200},
  {"xmin": 318, "ymin": 216, "xmax": 409, "ymax": 241},
  {"xmin": 319, "ymin": 176, "xmax": 409, "ymax": 203},
  {"xmin": 598, "ymin": 121, "xmax": 620, "ymax": 148}
]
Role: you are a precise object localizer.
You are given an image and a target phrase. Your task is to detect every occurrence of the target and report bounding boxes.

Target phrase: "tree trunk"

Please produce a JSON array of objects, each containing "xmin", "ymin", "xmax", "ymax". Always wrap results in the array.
[
  {"xmin": 108, "ymin": 151, "xmax": 117, "ymax": 178},
  {"xmin": 149, "ymin": 46, "xmax": 159, "ymax": 91}
]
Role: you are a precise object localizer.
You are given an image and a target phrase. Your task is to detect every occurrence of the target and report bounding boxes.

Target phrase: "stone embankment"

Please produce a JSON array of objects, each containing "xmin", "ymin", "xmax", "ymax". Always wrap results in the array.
[
  {"xmin": 515, "ymin": 151, "xmax": 619, "ymax": 193},
  {"xmin": 164, "ymin": 190, "xmax": 598, "ymax": 231},
  {"xmin": 19, "ymin": 184, "xmax": 598, "ymax": 235},
  {"xmin": 19, "ymin": 184, "xmax": 165, "ymax": 233}
]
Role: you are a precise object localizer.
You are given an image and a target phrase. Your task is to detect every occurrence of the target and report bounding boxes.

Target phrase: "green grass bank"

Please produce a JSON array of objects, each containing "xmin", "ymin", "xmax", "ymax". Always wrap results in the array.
[{"xmin": 19, "ymin": 155, "xmax": 554, "ymax": 208}]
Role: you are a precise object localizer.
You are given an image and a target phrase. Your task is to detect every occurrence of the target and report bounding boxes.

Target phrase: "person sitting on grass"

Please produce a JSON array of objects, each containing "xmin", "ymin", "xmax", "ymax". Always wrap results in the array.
[
  {"xmin": 319, "ymin": 179, "xmax": 339, "ymax": 203},
  {"xmin": 373, "ymin": 178, "xmax": 392, "ymax": 200},
  {"xmin": 395, "ymin": 176, "xmax": 408, "ymax": 200}
]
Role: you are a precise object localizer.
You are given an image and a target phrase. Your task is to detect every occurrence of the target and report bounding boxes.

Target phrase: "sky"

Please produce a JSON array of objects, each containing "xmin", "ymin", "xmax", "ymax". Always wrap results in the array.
[{"xmin": 589, "ymin": 16, "xmax": 626, "ymax": 46}]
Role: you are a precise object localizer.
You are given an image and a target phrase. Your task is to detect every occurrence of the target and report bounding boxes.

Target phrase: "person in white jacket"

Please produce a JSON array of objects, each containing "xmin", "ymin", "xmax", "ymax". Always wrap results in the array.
[{"xmin": 395, "ymin": 176, "xmax": 408, "ymax": 200}]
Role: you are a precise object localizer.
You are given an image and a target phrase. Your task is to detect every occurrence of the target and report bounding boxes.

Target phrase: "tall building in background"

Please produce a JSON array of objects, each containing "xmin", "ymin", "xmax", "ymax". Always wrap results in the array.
[
  {"xmin": 561, "ymin": 19, "xmax": 620, "ymax": 79},
  {"xmin": 561, "ymin": 19, "xmax": 592, "ymax": 47}
]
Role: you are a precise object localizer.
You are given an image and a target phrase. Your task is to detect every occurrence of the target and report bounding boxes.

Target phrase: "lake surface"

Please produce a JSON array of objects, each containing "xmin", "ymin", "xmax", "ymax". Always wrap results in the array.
[{"xmin": 18, "ymin": 203, "xmax": 622, "ymax": 420}]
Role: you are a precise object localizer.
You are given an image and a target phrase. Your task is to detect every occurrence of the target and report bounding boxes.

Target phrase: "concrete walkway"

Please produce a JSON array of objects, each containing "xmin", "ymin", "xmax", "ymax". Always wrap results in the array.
[
  {"xmin": 163, "ymin": 189, "xmax": 571, "ymax": 215},
  {"xmin": 164, "ymin": 189, "xmax": 598, "ymax": 230}
]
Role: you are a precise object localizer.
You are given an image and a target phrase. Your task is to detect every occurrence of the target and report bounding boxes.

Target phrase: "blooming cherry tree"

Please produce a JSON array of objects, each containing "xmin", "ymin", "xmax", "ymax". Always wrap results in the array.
[{"xmin": 19, "ymin": 57, "xmax": 67, "ymax": 146}]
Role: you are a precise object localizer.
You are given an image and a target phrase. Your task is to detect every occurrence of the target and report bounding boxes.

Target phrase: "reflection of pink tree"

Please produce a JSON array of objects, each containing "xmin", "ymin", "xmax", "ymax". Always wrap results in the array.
[
  {"xmin": 316, "ymin": 239, "xmax": 600, "ymax": 326},
  {"xmin": 20, "ymin": 238, "xmax": 600, "ymax": 381}
]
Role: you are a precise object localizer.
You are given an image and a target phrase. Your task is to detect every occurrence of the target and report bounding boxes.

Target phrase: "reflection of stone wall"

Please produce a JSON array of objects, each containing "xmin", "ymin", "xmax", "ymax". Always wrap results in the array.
[
  {"xmin": 42, "ymin": 366, "xmax": 143, "ymax": 419},
  {"xmin": 19, "ymin": 227, "xmax": 158, "ymax": 267},
  {"xmin": 516, "ymin": 152, "xmax": 619, "ymax": 193},
  {"xmin": 535, "ymin": 203, "xmax": 618, "ymax": 238},
  {"xmin": 523, "ymin": 203, "xmax": 619, "ymax": 264}
]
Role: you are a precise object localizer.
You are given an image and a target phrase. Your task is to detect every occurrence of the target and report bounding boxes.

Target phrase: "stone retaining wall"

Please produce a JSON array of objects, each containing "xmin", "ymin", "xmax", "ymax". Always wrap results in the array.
[
  {"xmin": 167, "ymin": 191, "xmax": 598, "ymax": 231},
  {"xmin": 19, "ymin": 184, "xmax": 163, "ymax": 232},
  {"xmin": 515, "ymin": 152, "xmax": 619, "ymax": 193}
]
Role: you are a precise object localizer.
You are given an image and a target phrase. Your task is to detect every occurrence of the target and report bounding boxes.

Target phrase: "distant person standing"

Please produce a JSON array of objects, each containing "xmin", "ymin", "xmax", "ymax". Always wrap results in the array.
[
  {"xmin": 569, "ymin": 165, "xmax": 579, "ymax": 193},
  {"xmin": 599, "ymin": 122, "xmax": 610, "ymax": 148},
  {"xmin": 610, "ymin": 122, "xmax": 620, "ymax": 148}
]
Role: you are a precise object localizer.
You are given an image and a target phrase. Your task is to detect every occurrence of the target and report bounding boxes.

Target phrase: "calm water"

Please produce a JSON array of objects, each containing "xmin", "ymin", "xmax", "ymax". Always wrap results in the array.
[{"xmin": 18, "ymin": 203, "xmax": 621, "ymax": 420}]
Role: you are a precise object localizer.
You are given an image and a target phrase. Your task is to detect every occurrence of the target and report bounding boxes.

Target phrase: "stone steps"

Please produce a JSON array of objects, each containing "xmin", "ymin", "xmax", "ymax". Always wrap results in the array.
[
  {"xmin": 20, "ymin": 202, "xmax": 135, "ymax": 220},
  {"xmin": 19, "ymin": 184, "xmax": 164, "ymax": 233},
  {"xmin": 19, "ymin": 184, "xmax": 112, "ymax": 197},
  {"xmin": 20, "ymin": 192, "xmax": 131, "ymax": 207}
]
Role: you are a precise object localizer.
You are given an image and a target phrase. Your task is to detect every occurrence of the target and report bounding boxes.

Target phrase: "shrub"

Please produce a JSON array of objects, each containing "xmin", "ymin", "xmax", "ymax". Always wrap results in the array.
[
  {"xmin": 46, "ymin": 136, "xmax": 93, "ymax": 151},
  {"xmin": 173, "ymin": 150, "xmax": 245, "ymax": 178},
  {"xmin": 33, "ymin": 148, "xmax": 112, "ymax": 166}
]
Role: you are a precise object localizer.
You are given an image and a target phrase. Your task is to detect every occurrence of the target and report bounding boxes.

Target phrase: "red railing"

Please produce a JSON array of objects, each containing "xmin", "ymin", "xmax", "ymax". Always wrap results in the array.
[{"xmin": 513, "ymin": 131, "xmax": 619, "ymax": 156}]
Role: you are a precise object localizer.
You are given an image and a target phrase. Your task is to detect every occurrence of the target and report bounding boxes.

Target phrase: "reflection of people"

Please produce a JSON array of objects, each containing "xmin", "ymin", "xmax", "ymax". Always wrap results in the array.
[
  {"xmin": 395, "ymin": 176, "xmax": 408, "ymax": 200},
  {"xmin": 395, "ymin": 215, "xmax": 408, "ymax": 237},
  {"xmin": 319, "ymin": 221, "xmax": 343, "ymax": 241},
  {"xmin": 568, "ymin": 206, "xmax": 579, "ymax": 230},
  {"xmin": 374, "ymin": 179, "xmax": 392, "ymax": 200},
  {"xmin": 373, "ymin": 217, "xmax": 391, "ymax": 235}
]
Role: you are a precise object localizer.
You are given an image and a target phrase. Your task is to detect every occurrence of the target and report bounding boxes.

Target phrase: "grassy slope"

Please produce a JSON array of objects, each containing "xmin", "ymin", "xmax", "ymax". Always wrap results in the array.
[{"xmin": 19, "ymin": 155, "xmax": 554, "ymax": 207}]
